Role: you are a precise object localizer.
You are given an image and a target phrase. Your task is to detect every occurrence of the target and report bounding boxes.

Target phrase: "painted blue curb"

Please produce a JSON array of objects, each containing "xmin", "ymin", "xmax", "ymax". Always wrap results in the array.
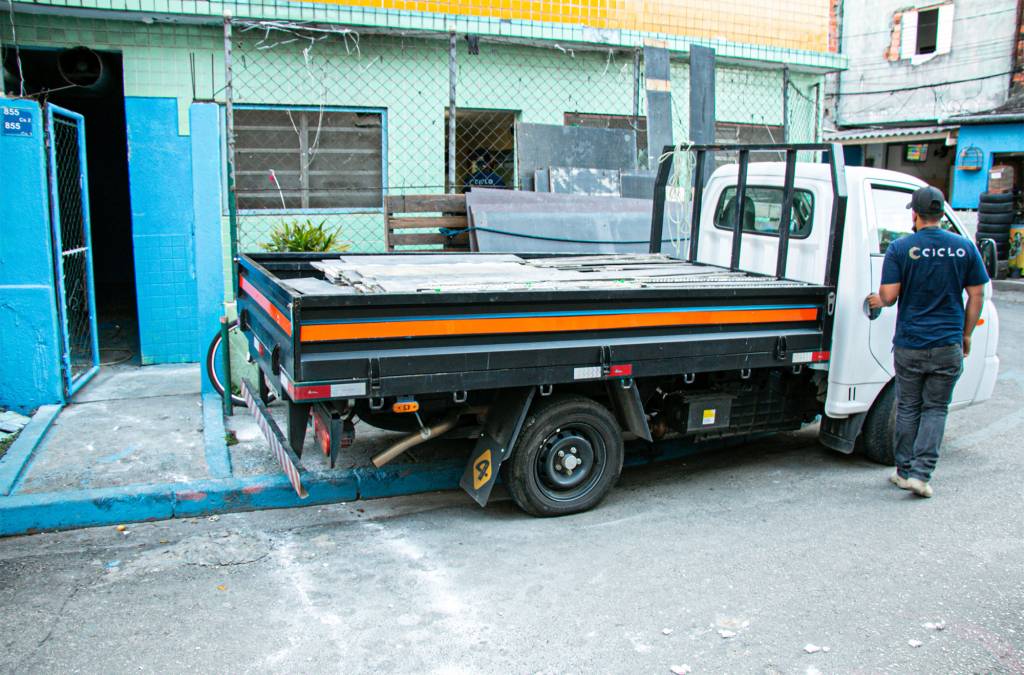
[
  {"xmin": 0, "ymin": 404, "xmax": 62, "ymax": 496},
  {"xmin": 201, "ymin": 394, "xmax": 233, "ymax": 478},
  {"xmin": 0, "ymin": 433, "xmax": 749, "ymax": 536},
  {"xmin": 0, "ymin": 459, "xmax": 466, "ymax": 536}
]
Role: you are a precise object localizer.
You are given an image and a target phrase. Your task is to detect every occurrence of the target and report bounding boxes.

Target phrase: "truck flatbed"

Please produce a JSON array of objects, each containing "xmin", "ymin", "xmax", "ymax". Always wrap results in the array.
[{"xmin": 238, "ymin": 251, "xmax": 832, "ymax": 400}]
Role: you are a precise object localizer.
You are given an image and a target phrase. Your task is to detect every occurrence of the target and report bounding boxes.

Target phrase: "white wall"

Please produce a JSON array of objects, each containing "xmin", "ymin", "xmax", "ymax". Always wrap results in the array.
[{"xmin": 835, "ymin": 0, "xmax": 1017, "ymax": 127}]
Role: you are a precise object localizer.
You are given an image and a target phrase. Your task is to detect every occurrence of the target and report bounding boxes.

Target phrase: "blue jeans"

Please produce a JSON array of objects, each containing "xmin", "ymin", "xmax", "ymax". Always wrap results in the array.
[{"xmin": 893, "ymin": 343, "xmax": 963, "ymax": 482}]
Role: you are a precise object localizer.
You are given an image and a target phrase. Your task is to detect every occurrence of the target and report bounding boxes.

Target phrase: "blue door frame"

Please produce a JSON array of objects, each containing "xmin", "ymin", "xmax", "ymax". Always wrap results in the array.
[{"xmin": 45, "ymin": 103, "xmax": 100, "ymax": 396}]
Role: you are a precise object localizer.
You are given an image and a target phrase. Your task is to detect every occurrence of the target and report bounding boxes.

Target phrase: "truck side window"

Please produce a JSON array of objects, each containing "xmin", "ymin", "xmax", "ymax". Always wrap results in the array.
[
  {"xmin": 871, "ymin": 185, "xmax": 958, "ymax": 254},
  {"xmin": 712, "ymin": 187, "xmax": 814, "ymax": 238}
]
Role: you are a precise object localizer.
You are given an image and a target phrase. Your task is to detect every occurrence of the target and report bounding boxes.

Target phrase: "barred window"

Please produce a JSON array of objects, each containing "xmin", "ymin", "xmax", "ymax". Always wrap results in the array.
[{"xmin": 233, "ymin": 108, "xmax": 384, "ymax": 212}]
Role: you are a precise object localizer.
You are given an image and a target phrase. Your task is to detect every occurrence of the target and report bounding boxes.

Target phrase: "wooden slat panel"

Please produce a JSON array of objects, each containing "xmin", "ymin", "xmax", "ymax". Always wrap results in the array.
[
  {"xmin": 386, "ymin": 194, "xmax": 467, "ymax": 215},
  {"xmin": 388, "ymin": 216, "xmax": 468, "ymax": 231},
  {"xmin": 389, "ymin": 233, "xmax": 450, "ymax": 246}
]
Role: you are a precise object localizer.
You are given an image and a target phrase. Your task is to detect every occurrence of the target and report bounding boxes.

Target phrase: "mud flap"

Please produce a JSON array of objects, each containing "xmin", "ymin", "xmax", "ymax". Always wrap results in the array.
[
  {"xmin": 819, "ymin": 412, "xmax": 867, "ymax": 454},
  {"xmin": 460, "ymin": 387, "xmax": 536, "ymax": 507},
  {"xmin": 606, "ymin": 379, "xmax": 652, "ymax": 442}
]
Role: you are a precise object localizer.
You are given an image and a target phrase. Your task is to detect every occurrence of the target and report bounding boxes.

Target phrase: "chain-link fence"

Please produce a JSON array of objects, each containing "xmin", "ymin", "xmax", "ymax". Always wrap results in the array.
[{"xmin": 222, "ymin": 19, "xmax": 820, "ymax": 257}]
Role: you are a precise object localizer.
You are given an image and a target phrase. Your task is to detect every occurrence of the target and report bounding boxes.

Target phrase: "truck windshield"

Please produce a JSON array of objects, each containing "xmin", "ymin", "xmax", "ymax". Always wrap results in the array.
[
  {"xmin": 870, "ymin": 185, "xmax": 958, "ymax": 254},
  {"xmin": 712, "ymin": 186, "xmax": 814, "ymax": 238}
]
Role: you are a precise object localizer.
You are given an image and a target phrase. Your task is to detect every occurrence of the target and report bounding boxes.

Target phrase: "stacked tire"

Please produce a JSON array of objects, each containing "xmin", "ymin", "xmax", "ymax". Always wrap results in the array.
[{"xmin": 976, "ymin": 191, "xmax": 1018, "ymax": 261}]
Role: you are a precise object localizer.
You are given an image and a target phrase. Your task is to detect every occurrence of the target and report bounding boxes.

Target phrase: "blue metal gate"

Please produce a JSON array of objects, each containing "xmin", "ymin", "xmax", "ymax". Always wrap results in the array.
[{"xmin": 46, "ymin": 104, "xmax": 99, "ymax": 396}]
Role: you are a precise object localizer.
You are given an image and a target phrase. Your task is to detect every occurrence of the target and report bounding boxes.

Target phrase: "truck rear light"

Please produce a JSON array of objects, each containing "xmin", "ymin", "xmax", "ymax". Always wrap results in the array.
[
  {"xmin": 811, "ymin": 351, "xmax": 830, "ymax": 362},
  {"xmin": 609, "ymin": 364, "xmax": 633, "ymax": 377}
]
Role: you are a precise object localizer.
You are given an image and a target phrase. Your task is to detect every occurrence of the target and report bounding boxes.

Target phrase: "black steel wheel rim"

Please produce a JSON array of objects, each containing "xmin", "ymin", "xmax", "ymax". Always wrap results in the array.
[{"xmin": 534, "ymin": 423, "xmax": 607, "ymax": 502}]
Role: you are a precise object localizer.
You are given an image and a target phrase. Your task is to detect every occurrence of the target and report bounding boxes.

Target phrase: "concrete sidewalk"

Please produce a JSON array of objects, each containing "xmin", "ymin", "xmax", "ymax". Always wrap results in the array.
[{"xmin": 0, "ymin": 363, "xmax": 479, "ymax": 535}]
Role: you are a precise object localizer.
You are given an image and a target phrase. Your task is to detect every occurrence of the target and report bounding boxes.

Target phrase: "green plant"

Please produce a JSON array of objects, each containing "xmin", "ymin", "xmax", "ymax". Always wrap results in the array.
[{"xmin": 261, "ymin": 219, "xmax": 350, "ymax": 252}]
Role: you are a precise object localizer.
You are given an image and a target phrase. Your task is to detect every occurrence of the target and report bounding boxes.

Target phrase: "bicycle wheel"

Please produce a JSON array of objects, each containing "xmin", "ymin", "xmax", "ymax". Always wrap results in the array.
[{"xmin": 205, "ymin": 322, "xmax": 275, "ymax": 407}]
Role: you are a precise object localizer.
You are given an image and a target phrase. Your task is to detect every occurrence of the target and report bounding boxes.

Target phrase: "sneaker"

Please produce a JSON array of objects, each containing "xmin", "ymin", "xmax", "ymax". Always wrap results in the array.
[
  {"xmin": 905, "ymin": 478, "xmax": 933, "ymax": 498},
  {"xmin": 889, "ymin": 472, "xmax": 911, "ymax": 489}
]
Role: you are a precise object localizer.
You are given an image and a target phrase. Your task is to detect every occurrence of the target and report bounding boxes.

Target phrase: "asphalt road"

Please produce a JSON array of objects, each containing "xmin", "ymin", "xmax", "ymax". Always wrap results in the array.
[{"xmin": 2, "ymin": 292, "xmax": 1022, "ymax": 674}]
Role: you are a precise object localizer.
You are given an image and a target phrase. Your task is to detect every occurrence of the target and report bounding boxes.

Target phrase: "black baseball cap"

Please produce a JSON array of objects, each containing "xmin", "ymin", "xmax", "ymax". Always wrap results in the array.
[{"xmin": 906, "ymin": 186, "xmax": 945, "ymax": 216}]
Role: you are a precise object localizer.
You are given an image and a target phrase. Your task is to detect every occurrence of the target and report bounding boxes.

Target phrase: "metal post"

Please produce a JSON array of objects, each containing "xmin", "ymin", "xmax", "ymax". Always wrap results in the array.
[
  {"xmin": 813, "ymin": 82, "xmax": 822, "ymax": 142},
  {"xmin": 687, "ymin": 149, "xmax": 706, "ymax": 262},
  {"xmin": 782, "ymin": 65, "xmax": 790, "ymax": 144},
  {"xmin": 447, "ymin": 32, "xmax": 457, "ymax": 194},
  {"xmin": 223, "ymin": 17, "xmax": 240, "ymax": 298},
  {"xmin": 775, "ymin": 149, "xmax": 797, "ymax": 279},
  {"xmin": 220, "ymin": 316, "xmax": 233, "ymax": 416},
  {"xmin": 648, "ymin": 144, "xmax": 674, "ymax": 254},
  {"xmin": 632, "ymin": 48, "xmax": 641, "ymax": 158},
  {"xmin": 729, "ymin": 149, "xmax": 749, "ymax": 271}
]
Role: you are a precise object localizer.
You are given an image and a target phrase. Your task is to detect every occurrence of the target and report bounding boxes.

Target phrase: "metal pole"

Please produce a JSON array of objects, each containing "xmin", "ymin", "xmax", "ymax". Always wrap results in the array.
[
  {"xmin": 632, "ymin": 48, "xmax": 641, "ymax": 159},
  {"xmin": 220, "ymin": 316, "xmax": 233, "ymax": 416},
  {"xmin": 447, "ymin": 32, "xmax": 457, "ymax": 194},
  {"xmin": 223, "ymin": 17, "xmax": 240, "ymax": 298},
  {"xmin": 813, "ymin": 82, "xmax": 822, "ymax": 142},
  {"xmin": 782, "ymin": 65, "xmax": 790, "ymax": 143}
]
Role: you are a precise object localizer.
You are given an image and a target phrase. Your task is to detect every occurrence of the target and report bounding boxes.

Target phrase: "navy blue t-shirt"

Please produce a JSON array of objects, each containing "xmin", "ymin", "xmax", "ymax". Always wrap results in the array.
[{"xmin": 881, "ymin": 227, "xmax": 989, "ymax": 349}]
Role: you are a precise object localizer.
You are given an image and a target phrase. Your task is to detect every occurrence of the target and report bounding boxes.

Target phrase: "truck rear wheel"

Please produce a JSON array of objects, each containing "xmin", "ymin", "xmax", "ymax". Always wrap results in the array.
[
  {"xmin": 507, "ymin": 395, "xmax": 624, "ymax": 517},
  {"xmin": 859, "ymin": 384, "xmax": 896, "ymax": 465}
]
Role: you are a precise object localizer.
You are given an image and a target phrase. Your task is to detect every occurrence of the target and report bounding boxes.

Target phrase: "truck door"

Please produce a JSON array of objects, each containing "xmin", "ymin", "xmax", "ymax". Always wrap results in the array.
[{"xmin": 864, "ymin": 182, "xmax": 991, "ymax": 405}]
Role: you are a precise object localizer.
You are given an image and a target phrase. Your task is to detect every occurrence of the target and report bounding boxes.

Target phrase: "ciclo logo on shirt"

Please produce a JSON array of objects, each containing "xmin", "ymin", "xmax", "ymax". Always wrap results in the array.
[{"xmin": 908, "ymin": 246, "xmax": 967, "ymax": 260}]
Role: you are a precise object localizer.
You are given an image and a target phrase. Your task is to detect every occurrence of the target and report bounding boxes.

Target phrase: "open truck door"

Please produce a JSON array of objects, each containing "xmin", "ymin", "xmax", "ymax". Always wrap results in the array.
[{"xmin": 864, "ymin": 180, "xmax": 995, "ymax": 407}]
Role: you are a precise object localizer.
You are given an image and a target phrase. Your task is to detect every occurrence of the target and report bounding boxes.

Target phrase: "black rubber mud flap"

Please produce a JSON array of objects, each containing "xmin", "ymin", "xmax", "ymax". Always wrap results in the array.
[
  {"xmin": 460, "ymin": 387, "xmax": 536, "ymax": 507},
  {"xmin": 606, "ymin": 379, "xmax": 652, "ymax": 442},
  {"xmin": 819, "ymin": 412, "xmax": 867, "ymax": 454}
]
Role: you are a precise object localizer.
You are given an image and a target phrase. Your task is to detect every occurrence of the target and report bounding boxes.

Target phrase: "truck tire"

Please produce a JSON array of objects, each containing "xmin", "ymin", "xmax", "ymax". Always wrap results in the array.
[
  {"xmin": 507, "ymin": 394, "xmax": 624, "ymax": 517},
  {"xmin": 977, "ymin": 221, "xmax": 1010, "ymax": 234},
  {"xmin": 979, "ymin": 191, "xmax": 1014, "ymax": 205},
  {"xmin": 978, "ymin": 212, "xmax": 1015, "ymax": 225},
  {"xmin": 859, "ymin": 384, "xmax": 896, "ymax": 465},
  {"xmin": 978, "ymin": 201, "xmax": 1015, "ymax": 215}
]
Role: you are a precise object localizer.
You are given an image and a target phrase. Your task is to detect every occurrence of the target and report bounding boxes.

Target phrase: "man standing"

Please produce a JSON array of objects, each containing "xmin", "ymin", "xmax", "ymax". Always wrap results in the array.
[{"xmin": 867, "ymin": 185, "xmax": 989, "ymax": 498}]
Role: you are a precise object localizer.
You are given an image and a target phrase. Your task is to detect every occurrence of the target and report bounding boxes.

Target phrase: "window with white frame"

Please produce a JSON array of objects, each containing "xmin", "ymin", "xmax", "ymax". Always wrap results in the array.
[
  {"xmin": 233, "ymin": 108, "xmax": 384, "ymax": 212},
  {"xmin": 897, "ymin": 3, "xmax": 955, "ymax": 64}
]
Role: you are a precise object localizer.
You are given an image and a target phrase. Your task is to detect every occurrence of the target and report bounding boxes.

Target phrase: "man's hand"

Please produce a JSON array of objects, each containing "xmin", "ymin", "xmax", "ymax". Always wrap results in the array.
[
  {"xmin": 963, "ymin": 333, "xmax": 971, "ymax": 357},
  {"xmin": 866, "ymin": 293, "xmax": 885, "ymax": 310}
]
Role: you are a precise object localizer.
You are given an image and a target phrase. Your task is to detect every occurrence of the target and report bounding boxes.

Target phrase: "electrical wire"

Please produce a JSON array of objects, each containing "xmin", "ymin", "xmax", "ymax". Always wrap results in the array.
[
  {"xmin": 838, "ymin": 6, "xmax": 1017, "ymax": 41},
  {"xmin": 5, "ymin": 0, "xmax": 25, "ymax": 97},
  {"xmin": 441, "ymin": 225, "xmax": 676, "ymax": 246},
  {"xmin": 837, "ymin": 70, "xmax": 1013, "ymax": 97}
]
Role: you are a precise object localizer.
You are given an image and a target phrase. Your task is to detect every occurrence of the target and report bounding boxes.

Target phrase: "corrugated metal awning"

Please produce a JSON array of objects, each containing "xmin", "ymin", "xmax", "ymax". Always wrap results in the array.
[{"xmin": 824, "ymin": 125, "xmax": 958, "ymax": 144}]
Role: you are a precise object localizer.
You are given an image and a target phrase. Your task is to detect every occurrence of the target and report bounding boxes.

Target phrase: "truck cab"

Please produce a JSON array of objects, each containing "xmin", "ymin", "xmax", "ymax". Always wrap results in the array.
[{"xmin": 698, "ymin": 162, "xmax": 1000, "ymax": 455}]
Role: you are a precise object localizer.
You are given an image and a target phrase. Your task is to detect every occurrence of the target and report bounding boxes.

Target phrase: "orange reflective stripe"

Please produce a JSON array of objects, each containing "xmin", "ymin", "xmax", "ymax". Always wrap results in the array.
[
  {"xmin": 300, "ymin": 307, "xmax": 818, "ymax": 343},
  {"xmin": 240, "ymin": 277, "xmax": 292, "ymax": 336}
]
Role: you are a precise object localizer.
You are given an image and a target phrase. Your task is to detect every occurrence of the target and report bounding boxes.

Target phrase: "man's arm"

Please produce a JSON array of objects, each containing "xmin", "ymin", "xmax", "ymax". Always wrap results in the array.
[
  {"xmin": 962, "ymin": 284, "xmax": 984, "ymax": 356},
  {"xmin": 867, "ymin": 246, "xmax": 902, "ymax": 309},
  {"xmin": 868, "ymin": 282, "xmax": 900, "ymax": 309}
]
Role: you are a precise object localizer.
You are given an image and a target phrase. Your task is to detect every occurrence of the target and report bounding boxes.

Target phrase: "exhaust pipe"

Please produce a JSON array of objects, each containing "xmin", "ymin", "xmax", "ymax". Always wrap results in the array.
[{"xmin": 371, "ymin": 409, "xmax": 465, "ymax": 467}]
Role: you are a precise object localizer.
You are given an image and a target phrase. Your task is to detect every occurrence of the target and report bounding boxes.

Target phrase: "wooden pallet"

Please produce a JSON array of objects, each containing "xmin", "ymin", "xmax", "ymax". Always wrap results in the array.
[{"xmin": 384, "ymin": 194, "xmax": 470, "ymax": 252}]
